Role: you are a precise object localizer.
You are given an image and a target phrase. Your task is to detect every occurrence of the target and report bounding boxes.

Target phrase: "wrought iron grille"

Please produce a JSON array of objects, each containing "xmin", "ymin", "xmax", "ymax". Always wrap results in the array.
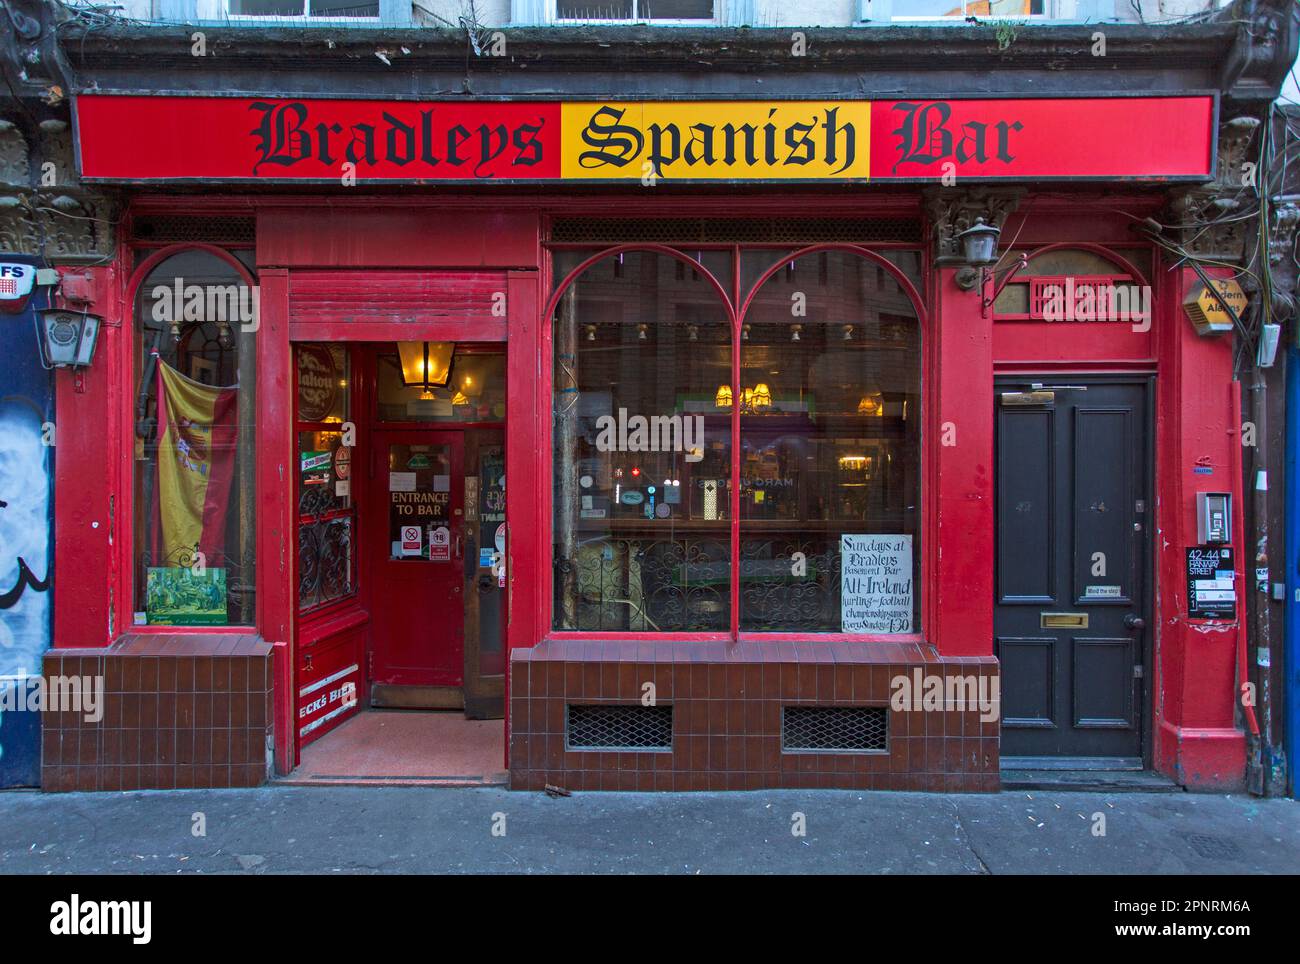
[
  {"xmin": 298, "ymin": 516, "xmax": 353, "ymax": 611},
  {"xmin": 567, "ymin": 704, "xmax": 674, "ymax": 750},
  {"xmin": 782, "ymin": 706, "xmax": 888, "ymax": 752},
  {"xmin": 132, "ymin": 216, "xmax": 256, "ymax": 245},
  {"xmin": 554, "ymin": 537, "xmax": 729, "ymax": 632},
  {"xmin": 550, "ymin": 217, "xmax": 920, "ymax": 245},
  {"xmin": 739, "ymin": 537, "xmax": 842, "ymax": 631}
]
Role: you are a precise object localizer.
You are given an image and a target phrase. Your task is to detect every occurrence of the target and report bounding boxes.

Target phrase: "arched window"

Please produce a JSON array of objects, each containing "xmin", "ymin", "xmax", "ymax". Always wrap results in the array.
[
  {"xmin": 552, "ymin": 249, "xmax": 734, "ymax": 632},
  {"xmin": 550, "ymin": 243, "xmax": 924, "ymax": 636},
  {"xmin": 131, "ymin": 246, "xmax": 257, "ymax": 626},
  {"xmin": 739, "ymin": 249, "xmax": 921, "ymax": 632}
]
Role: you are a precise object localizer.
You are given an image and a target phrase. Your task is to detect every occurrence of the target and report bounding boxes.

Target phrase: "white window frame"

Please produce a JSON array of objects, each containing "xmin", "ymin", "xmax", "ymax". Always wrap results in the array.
[
  {"xmin": 222, "ymin": 0, "xmax": 381, "ymax": 21},
  {"xmin": 553, "ymin": 0, "xmax": 717, "ymax": 25}
]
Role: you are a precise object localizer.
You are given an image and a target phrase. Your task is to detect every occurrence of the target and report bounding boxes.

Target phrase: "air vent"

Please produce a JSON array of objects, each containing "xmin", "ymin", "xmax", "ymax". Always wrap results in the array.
[
  {"xmin": 132, "ymin": 215, "xmax": 256, "ymax": 246},
  {"xmin": 567, "ymin": 704, "xmax": 673, "ymax": 751},
  {"xmin": 550, "ymin": 217, "xmax": 919, "ymax": 245},
  {"xmin": 782, "ymin": 706, "xmax": 887, "ymax": 752}
]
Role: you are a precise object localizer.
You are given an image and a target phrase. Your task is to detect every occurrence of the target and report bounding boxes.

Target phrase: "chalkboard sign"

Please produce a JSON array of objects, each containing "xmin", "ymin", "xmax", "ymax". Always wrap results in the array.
[
  {"xmin": 1186, "ymin": 546, "xmax": 1235, "ymax": 620},
  {"xmin": 841, "ymin": 534, "xmax": 913, "ymax": 633}
]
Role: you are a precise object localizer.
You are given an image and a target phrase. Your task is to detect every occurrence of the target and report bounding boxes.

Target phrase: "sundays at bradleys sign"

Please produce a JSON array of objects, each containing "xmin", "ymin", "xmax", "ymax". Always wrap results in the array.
[{"xmin": 74, "ymin": 94, "xmax": 1215, "ymax": 183}]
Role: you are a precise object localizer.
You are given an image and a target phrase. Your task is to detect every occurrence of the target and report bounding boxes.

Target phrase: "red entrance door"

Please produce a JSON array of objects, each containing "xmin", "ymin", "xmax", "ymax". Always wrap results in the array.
[{"xmin": 368, "ymin": 430, "xmax": 465, "ymax": 695}]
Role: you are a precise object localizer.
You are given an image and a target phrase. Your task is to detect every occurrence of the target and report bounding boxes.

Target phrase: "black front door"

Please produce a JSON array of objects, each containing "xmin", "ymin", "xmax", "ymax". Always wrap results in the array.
[{"xmin": 994, "ymin": 378, "xmax": 1150, "ymax": 761}]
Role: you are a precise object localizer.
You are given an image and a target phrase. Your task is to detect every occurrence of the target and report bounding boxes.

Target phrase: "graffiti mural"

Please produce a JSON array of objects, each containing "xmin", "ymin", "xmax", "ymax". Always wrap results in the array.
[{"xmin": 0, "ymin": 254, "xmax": 53, "ymax": 787}]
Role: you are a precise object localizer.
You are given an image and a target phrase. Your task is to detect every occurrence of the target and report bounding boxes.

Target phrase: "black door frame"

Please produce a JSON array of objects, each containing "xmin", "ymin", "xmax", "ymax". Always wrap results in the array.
[{"xmin": 993, "ymin": 372, "xmax": 1156, "ymax": 768}]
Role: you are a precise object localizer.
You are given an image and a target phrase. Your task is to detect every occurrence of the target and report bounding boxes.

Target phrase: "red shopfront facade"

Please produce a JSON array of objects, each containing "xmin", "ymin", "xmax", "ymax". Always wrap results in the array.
[{"xmin": 41, "ymin": 91, "xmax": 1252, "ymax": 792}]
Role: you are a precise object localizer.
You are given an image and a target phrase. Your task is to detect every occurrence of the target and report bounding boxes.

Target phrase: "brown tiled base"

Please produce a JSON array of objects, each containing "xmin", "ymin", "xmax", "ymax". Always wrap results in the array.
[
  {"xmin": 509, "ymin": 639, "xmax": 1000, "ymax": 792},
  {"xmin": 41, "ymin": 634, "xmax": 273, "ymax": 792}
]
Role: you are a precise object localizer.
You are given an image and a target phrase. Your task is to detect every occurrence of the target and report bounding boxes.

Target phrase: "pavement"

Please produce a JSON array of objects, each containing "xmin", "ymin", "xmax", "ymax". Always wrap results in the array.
[{"xmin": 0, "ymin": 785, "xmax": 1296, "ymax": 874}]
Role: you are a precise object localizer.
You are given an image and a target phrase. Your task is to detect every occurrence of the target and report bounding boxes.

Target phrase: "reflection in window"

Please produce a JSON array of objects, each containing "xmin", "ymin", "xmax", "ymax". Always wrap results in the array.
[
  {"xmin": 552, "ymin": 251, "xmax": 732, "ymax": 631},
  {"xmin": 297, "ymin": 344, "xmax": 355, "ymax": 612},
  {"xmin": 133, "ymin": 249, "xmax": 256, "ymax": 625},
  {"xmin": 739, "ymin": 251, "xmax": 920, "ymax": 632},
  {"xmin": 226, "ymin": 0, "xmax": 379, "ymax": 16}
]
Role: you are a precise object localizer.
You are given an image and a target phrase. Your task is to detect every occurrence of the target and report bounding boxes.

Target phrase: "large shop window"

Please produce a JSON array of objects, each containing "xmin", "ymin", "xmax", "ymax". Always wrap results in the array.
[
  {"xmin": 551, "ymin": 247, "xmax": 921, "ymax": 636},
  {"xmin": 132, "ymin": 248, "xmax": 257, "ymax": 627}
]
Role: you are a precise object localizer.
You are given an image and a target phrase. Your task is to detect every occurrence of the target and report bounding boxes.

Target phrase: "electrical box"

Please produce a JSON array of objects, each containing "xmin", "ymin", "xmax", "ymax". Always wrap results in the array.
[{"xmin": 1196, "ymin": 492, "xmax": 1231, "ymax": 544}]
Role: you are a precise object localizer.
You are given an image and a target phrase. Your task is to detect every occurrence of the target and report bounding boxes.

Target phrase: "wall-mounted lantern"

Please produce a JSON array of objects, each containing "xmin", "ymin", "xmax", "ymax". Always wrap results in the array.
[
  {"xmin": 953, "ymin": 217, "xmax": 1028, "ymax": 316},
  {"xmin": 36, "ymin": 307, "xmax": 101, "ymax": 370}
]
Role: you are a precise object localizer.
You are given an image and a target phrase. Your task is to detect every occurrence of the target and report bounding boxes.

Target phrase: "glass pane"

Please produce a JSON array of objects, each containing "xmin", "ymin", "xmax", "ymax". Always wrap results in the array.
[
  {"xmin": 387, "ymin": 443, "xmax": 452, "ymax": 562},
  {"xmin": 558, "ymin": 0, "xmax": 635, "ymax": 17},
  {"xmin": 552, "ymin": 250, "xmax": 732, "ymax": 632},
  {"xmin": 377, "ymin": 349, "xmax": 505, "ymax": 423},
  {"xmin": 297, "ymin": 343, "xmax": 348, "ymax": 424},
  {"xmin": 134, "ymin": 250, "xmax": 256, "ymax": 626},
  {"xmin": 478, "ymin": 444, "xmax": 506, "ymax": 676},
  {"xmin": 640, "ymin": 0, "xmax": 713, "ymax": 18},
  {"xmin": 739, "ymin": 250, "xmax": 920, "ymax": 633},
  {"xmin": 309, "ymin": 0, "xmax": 379, "ymax": 14},
  {"xmin": 228, "ymin": 0, "xmax": 306, "ymax": 13}
]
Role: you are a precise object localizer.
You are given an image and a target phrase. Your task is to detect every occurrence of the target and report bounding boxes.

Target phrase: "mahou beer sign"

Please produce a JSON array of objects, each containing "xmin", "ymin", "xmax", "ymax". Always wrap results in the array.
[{"xmin": 74, "ymin": 93, "xmax": 1214, "ymax": 183}]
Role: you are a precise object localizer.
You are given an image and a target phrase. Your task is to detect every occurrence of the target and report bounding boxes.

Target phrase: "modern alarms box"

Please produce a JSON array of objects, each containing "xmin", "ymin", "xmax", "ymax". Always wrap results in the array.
[{"xmin": 1196, "ymin": 492, "xmax": 1232, "ymax": 544}]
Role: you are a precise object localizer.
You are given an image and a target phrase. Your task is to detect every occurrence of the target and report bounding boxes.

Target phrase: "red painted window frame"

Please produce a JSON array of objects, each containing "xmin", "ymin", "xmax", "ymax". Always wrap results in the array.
[
  {"xmin": 539, "ymin": 240, "xmax": 929, "ymax": 644},
  {"xmin": 120, "ymin": 241, "xmax": 259, "ymax": 635}
]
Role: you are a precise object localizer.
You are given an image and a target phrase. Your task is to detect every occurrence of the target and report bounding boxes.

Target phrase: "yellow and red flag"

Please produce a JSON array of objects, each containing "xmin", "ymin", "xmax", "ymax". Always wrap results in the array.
[{"xmin": 154, "ymin": 359, "xmax": 239, "ymax": 566}]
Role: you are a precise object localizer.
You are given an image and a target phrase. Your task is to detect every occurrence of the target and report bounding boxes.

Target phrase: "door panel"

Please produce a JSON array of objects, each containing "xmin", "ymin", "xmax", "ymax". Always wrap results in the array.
[
  {"xmin": 463, "ymin": 430, "xmax": 506, "ymax": 719},
  {"xmin": 367, "ymin": 430, "xmax": 465, "ymax": 691},
  {"xmin": 995, "ymin": 380, "xmax": 1149, "ymax": 760}
]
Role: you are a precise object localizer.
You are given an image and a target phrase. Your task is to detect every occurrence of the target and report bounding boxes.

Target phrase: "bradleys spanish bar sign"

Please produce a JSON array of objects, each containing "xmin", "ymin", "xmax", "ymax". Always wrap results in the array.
[{"xmin": 73, "ymin": 94, "xmax": 1214, "ymax": 183}]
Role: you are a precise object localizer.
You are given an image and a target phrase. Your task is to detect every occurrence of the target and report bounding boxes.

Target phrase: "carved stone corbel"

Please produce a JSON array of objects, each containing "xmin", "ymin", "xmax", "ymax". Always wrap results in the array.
[{"xmin": 923, "ymin": 187, "xmax": 1025, "ymax": 266}]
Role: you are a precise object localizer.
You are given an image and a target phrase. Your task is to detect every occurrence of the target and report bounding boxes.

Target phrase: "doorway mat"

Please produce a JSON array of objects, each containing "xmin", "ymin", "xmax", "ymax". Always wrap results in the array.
[{"xmin": 281, "ymin": 709, "xmax": 507, "ymax": 787}]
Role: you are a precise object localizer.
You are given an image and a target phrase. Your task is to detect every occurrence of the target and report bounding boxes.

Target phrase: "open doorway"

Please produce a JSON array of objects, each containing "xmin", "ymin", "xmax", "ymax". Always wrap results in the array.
[{"xmin": 291, "ymin": 341, "xmax": 506, "ymax": 783}]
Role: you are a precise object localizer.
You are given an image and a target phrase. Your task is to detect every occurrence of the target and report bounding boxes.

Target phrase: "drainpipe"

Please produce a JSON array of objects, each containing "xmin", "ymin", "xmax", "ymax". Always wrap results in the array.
[{"xmin": 1246, "ymin": 363, "xmax": 1272, "ymax": 795}]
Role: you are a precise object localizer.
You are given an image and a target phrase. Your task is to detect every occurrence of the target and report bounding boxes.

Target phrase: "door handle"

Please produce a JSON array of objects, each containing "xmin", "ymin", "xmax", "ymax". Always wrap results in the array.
[
  {"xmin": 455, "ymin": 534, "xmax": 463, "ymax": 559},
  {"xmin": 1124, "ymin": 613, "xmax": 1146, "ymax": 630}
]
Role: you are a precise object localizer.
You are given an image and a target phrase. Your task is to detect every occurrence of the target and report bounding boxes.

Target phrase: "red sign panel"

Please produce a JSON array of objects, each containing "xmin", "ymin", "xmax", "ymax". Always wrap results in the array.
[
  {"xmin": 869, "ymin": 97, "xmax": 1215, "ymax": 180},
  {"xmin": 74, "ymin": 93, "xmax": 1214, "ymax": 182}
]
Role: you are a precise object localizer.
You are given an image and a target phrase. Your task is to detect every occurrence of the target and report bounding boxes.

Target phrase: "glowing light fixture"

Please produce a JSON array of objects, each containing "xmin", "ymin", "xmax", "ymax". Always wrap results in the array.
[
  {"xmin": 752, "ymin": 383, "xmax": 772, "ymax": 409},
  {"xmin": 715, "ymin": 384, "xmax": 733, "ymax": 408},
  {"xmin": 397, "ymin": 341, "xmax": 453, "ymax": 398}
]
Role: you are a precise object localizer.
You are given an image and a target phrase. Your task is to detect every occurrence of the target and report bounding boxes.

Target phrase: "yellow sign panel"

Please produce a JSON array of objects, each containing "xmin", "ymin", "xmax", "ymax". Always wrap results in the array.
[
  {"xmin": 560, "ymin": 102, "xmax": 871, "ymax": 181},
  {"xmin": 1183, "ymin": 278, "xmax": 1248, "ymax": 336}
]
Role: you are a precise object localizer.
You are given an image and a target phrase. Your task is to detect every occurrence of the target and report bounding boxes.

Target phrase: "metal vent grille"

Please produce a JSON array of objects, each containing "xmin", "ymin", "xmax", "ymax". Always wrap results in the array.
[
  {"xmin": 782, "ymin": 706, "xmax": 887, "ymax": 752},
  {"xmin": 567, "ymin": 704, "xmax": 673, "ymax": 750},
  {"xmin": 550, "ymin": 217, "xmax": 919, "ymax": 244},
  {"xmin": 132, "ymin": 216, "xmax": 256, "ymax": 245}
]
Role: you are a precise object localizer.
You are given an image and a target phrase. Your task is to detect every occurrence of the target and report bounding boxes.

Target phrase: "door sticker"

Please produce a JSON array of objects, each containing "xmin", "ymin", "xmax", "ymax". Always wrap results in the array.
[
  {"xmin": 430, "ymin": 525, "xmax": 451, "ymax": 562},
  {"xmin": 1085, "ymin": 585, "xmax": 1122, "ymax": 598},
  {"xmin": 400, "ymin": 525, "xmax": 422, "ymax": 557}
]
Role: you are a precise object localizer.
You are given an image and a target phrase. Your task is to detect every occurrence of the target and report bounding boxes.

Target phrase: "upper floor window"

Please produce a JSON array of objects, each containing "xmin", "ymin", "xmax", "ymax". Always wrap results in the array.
[
  {"xmin": 867, "ymin": 0, "xmax": 1060, "ymax": 19},
  {"xmin": 556, "ymin": 0, "xmax": 714, "ymax": 21},
  {"xmin": 227, "ymin": 0, "xmax": 379, "ymax": 17}
]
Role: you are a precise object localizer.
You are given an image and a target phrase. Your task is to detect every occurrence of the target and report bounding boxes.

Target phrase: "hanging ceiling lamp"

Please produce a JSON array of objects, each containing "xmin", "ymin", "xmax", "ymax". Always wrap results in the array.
[
  {"xmin": 397, "ymin": 341, "xmax": 454, "ymax": 400},
  {"xmin": 715, "ymin": 384, "xmax": 733, "ymax": 408}
]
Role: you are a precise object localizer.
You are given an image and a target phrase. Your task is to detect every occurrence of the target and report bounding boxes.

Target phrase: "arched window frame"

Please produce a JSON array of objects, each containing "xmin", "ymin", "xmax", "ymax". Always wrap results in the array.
[{"xmin": 544, "ymin": 242, "xmax": 928, "ymax": 642}]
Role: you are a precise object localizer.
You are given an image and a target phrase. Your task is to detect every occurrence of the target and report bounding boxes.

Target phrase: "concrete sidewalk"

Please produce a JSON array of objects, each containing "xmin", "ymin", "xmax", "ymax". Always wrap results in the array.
[{"xmin": 0, "ymin": 786, "xmax": 1296, "ymax": 874}]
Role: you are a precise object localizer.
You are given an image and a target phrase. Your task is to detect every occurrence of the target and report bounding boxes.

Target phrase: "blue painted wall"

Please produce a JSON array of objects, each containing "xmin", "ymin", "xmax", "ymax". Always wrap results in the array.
[{"xmin": 0, "ymin": 255, "xmax": 53, "ymax": 788}]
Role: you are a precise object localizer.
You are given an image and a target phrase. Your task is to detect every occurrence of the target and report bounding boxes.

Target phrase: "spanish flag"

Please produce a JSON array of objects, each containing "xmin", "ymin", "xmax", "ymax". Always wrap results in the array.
[{"xmin": 154, "ymin": 359, "xmax": 239, "ymax": 567}]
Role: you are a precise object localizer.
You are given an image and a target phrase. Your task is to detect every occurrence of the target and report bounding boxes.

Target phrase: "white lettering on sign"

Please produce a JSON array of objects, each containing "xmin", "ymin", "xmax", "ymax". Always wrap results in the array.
[{"xmin": 840, "ymin": 534, "xmax": 913, "ymax": 633}]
